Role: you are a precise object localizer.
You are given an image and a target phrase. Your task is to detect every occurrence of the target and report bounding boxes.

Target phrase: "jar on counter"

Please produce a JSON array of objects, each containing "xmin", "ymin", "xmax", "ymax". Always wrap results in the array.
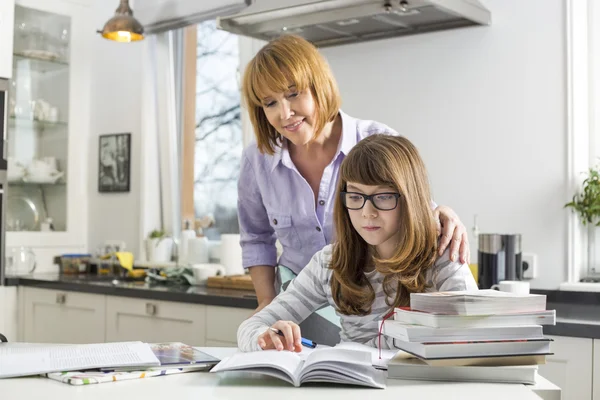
[{"xmin": 60, "ymin": 254, "xmax": 92, "ymax": 275}]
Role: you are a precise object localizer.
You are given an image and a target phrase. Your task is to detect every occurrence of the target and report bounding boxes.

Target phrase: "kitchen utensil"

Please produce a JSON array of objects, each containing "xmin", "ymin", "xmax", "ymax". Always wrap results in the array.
[
  {"xmin": 6, "ymin": 247, "xmax": 36, "ymax": 275},
  {"xmin": 7, "ymin": 195, "xmax": 39, "ymax": 231},
  {"xmin": 478, "ymin": 234, "xmax": 523, "ymax": 289},
  {"xmin": 190, "ymin": 263, "xmax": 226, "ymax": 285}
]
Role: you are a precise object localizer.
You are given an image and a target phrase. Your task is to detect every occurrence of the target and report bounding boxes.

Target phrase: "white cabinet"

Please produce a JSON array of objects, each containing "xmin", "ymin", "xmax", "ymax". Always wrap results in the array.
[
  {"xmin": 0, "ymin": 287, "xmax": 18, "ymax": 341},
  {"xmin": 594, "ymin": 339, "xmax": 600, "ymax": 400},
  {"xmin": 205, "ymin": 305, "xmax": 252, "ymax": 347},
  {"xmin": 6, "ymin": 0, "xmax": 91, "ymax": 253},
  {"xmin": 538, "ymin": 335, "xmax": 593, "ymax": 400},
  {"xmin": 0, "ymin": 0, "xmax": 15, "ymax": 78},
  {"xmin": 19, "ymin": 287, "xmax": 255, "ymax": 347},
  {"xmin": 21, "ymin": 286, "xmax": 105, "ymax": 343},
  {"xmin": 105, "ymin": 296, "xmax": 207, "ymax": 347}
]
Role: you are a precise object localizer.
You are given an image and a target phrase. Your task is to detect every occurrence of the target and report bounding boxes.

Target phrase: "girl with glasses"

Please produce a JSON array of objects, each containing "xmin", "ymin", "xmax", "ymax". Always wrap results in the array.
[
  {"xmin": 239, "ymin": 35, "xmax": 470, "ymax": 341},
  {"xmin": 237, "ymin": 134, "xmax": 477, "ymax": 352}
]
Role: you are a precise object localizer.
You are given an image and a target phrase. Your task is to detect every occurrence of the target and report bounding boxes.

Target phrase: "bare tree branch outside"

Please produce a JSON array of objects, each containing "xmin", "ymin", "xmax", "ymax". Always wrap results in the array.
[{"xmin": 194, "ymin": 21, "xmax": 242, "ymax": 236}]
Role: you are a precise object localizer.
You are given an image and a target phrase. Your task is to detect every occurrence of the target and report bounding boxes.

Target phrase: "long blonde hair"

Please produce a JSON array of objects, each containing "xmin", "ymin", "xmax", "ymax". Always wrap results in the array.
[
  {"xmin": 241, "ymin": 35, "xmax": 341, "ymax": 155},
  {"xmin": 330, "ymin": 135, "xmax": 438, "ymax": 316}
]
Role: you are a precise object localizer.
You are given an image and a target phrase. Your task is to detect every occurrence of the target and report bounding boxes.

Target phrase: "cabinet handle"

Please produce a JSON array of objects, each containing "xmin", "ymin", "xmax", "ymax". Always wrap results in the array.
[
  {"xmin": 56, "ymin": 293, "xmax": 66, "ymax": 304},
  {"xmin": 145, "ymin": 303, "xmax": 157, "ymax": 316}
]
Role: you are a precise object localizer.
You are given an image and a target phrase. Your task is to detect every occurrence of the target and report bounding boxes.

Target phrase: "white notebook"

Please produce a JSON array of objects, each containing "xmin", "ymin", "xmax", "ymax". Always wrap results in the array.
[{"xmin": 0, "ymin": 341, "xmax": 160, "ymax": 378}]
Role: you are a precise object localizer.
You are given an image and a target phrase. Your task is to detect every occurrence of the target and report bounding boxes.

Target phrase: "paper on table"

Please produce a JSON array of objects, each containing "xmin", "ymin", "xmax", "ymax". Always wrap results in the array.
[
  {"xmin": 0, "ymin": 341, "xmax": 160, "ymax": 378},
  {"xmin": 334, "ymin": 342, "xmax": 412, "ymax": 369}
]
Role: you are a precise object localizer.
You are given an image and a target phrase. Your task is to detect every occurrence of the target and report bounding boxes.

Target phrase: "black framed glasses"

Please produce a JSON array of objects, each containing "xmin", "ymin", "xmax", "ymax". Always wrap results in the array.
[{"xmin": 340, "ymin": 191, "xmax": 401, "ymax": 211}]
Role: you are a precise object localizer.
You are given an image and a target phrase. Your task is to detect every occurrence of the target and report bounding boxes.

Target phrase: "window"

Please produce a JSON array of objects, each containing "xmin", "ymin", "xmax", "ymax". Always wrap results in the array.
[
  {"xmin": 183, "ymin": 21, "xmax": 243, "ymax": 238},
  {"xmin": 565, "ymin": 0, "xmax": 600, "ymax": 284}
]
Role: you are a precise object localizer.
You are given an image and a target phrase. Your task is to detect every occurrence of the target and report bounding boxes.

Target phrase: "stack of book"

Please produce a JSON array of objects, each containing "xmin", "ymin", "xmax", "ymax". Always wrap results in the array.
[{"xmin": 382, "ymin": 290, "xmax": 556, "ymax": 384}]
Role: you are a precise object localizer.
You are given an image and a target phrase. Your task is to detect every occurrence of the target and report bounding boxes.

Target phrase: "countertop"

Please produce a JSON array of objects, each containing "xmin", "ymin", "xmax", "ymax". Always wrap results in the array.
[
  {"xmin": 531, "ymin": 289, "xmax": 600, "ymax": 339},
  {"xmin": 3, "ymin": 273, "xmax": 258, "ymax": 309},
  {"xmin": 0, "ymin": 347, "xmax": 560, "ymax": 400},
  {"xmin": 4, "ymin": 275, "xmax": 600, "ymax": 338}
]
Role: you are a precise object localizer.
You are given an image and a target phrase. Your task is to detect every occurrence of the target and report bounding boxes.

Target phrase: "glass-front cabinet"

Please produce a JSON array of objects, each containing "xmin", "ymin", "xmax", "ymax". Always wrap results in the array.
[{"xmin": 6, "ymin": 0, "xmax": 90, "ymax": 249}]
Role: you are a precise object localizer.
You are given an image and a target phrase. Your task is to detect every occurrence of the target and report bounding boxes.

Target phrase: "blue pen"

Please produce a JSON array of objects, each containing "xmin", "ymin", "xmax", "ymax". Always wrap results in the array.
[{"xmin": 269, "ymin": 327, "xmax": 317, "ymax": 348}]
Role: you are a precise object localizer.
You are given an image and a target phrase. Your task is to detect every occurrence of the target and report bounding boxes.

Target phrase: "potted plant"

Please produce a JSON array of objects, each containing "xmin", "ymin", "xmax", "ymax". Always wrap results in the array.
[
  {"xmin": 145, "ymin": 229, "xmax": 174, "ymax": 263},
  {"xmin": 565, "ymin": 165, "xmax": 600, "ymax": 276}
]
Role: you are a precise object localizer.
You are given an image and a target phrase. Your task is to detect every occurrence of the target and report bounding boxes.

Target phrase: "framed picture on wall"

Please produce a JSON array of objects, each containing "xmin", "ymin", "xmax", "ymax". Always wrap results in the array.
[{"xmin": 98, "ymin": 133, "xmax": 131, "ymax": 193}]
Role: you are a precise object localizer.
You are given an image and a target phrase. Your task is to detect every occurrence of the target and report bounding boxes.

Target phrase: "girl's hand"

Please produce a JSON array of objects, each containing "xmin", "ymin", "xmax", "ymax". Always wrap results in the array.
[
  {"xmin": 434, "ymin": 205, "xmax": 470, "ymax": 264},
  {"xmin": 257, "ymin": 321, "xmax": 303, "ymax": 352}
]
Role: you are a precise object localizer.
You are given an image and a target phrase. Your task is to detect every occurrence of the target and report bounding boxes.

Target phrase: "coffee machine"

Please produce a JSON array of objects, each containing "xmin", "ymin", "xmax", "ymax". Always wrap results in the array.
[{"xmin": 478, "ymin": 233, "xmax": 522, "ymax": 289}]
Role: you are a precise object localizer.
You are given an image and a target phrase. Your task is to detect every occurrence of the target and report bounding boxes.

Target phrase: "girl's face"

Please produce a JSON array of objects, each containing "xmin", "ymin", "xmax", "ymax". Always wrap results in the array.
[
  {"xmin": 261, "ymin": 84, "xmax": 317, "ymax": 146},
  {"xmin": 344, "ymin": 182, "xmax": 403, "ymax": 260}
]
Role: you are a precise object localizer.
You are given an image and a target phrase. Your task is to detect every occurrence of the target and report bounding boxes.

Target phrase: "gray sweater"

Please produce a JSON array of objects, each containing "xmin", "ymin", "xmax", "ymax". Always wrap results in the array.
[{"xmin": 237, "ymin": 244, "xmax": 478, "ymax": 352}]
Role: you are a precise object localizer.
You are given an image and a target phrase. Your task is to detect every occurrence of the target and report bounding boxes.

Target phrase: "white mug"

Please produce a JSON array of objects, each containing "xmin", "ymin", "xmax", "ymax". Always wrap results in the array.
[
  {"xmin": 191, "ymin": 263, "xmax": 226, "ymax": 285},
  {"xmin": 491, "ymin": 280, "xmax": 530, "ymax": 294}
]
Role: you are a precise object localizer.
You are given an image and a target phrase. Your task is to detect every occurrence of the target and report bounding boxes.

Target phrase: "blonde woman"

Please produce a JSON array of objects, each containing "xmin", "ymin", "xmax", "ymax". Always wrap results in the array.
[{"xmin": 238, "ymin": 135, "xmax": 477, "ymax": 352}]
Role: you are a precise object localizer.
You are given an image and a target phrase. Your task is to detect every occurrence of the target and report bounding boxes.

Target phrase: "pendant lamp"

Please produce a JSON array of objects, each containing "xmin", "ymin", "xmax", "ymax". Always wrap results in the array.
[{"xmin": 98, "ymin": 0, "xmax": 144, "ymax": 42}]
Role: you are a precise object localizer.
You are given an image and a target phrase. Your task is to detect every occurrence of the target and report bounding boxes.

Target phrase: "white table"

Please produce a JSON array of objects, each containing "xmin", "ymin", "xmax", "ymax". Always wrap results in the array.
[{"xmin": 0, "ymin": 347, "xmax": 561, "ymax": 400}]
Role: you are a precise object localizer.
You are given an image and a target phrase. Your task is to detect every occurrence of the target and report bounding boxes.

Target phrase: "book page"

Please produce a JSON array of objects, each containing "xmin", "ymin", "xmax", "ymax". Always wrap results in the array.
[
  {"xmin": 0, "ymin": 342, "xmax": 159, "ymax": 378},
  {"xmin": 303, "ymin": 348, "xmax": 371, "ymax": 370},
  {"xmin": 334, "ymin": 342, "xmax": 410, "ymax": 369},
  {"xmin": 211, "ymin": 350, "xmax": 303, "ymax": 381}
]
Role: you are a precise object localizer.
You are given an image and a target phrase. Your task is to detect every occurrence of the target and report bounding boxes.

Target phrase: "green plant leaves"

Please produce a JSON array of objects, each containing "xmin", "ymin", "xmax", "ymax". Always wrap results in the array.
[{"xmin": 565, "ymin": 167, "xmax": 600, "ymax": 226}]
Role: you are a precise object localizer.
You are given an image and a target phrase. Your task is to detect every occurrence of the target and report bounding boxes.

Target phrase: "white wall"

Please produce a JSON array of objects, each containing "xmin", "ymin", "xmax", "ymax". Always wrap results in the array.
[
  {"xmin": 88, "ymin": 0, "xmax": 143, "ymax": 256},
  {"xmin": 322, "ymin": 0, "xmax": 567, "ymax": 289}
]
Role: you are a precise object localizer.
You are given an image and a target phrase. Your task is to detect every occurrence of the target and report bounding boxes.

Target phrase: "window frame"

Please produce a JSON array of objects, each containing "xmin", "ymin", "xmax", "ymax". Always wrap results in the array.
[{"xmin": 566, "ymin": 0, "xmax": 597, "ymax": 283}]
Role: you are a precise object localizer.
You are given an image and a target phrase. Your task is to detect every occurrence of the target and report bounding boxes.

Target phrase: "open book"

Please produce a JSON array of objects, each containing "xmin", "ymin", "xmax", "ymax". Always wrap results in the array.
[
  {"xmin": 0, "ymin": 342, "xmax": 159, "ymax": 379},
  {"xmin": 210, "ymin": 347, "xmax": 386, "ymax": 388}
]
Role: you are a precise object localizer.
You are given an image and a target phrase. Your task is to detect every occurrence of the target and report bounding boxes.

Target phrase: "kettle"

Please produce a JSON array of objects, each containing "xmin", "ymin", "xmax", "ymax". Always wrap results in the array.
[{"xmin": 478, "ymin": 234, "xmax": 522, "ymax": 289}]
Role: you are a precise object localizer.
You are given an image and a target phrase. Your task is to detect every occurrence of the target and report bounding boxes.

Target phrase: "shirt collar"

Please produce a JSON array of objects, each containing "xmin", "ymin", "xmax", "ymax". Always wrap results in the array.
[
  {"xmin": 269, "ymin": 110, "xmax": 357, "ymax": 172},
  {"xmin": 337, "ymin": 110, "xmax": 358, "ymax": 156}
]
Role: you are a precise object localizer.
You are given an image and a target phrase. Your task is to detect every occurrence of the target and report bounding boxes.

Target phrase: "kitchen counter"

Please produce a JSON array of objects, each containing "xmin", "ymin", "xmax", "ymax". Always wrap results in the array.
[
  {"xmin": 0, "ymin": 347, "xmax": 561, "ymax": 400},
  {"xmin": 3, "ymin": 273, "xmax": 258, "ymax": 309},
  {"xmin": 4, "ymin": 275, "xmax": 600, "ymax": 338},
  {"xmin": 532, "ymin": 289, "xmax": 600, "ymax": 339}
]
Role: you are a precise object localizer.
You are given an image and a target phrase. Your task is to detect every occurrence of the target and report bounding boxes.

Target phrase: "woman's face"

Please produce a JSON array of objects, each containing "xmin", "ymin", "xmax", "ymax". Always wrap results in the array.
[{"xmin": 261, "ymin": 84, "xmax": 317, "ymax": 146}]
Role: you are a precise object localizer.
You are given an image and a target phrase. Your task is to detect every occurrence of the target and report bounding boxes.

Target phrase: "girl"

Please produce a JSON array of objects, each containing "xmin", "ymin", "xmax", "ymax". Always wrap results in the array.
[
  {"xmin": 237, "ymin": 135, "xmax": 477, "ymax": 352},
  {"xmin": 238, "ymin": 34, "xmax": 471, "ymax": 317}
]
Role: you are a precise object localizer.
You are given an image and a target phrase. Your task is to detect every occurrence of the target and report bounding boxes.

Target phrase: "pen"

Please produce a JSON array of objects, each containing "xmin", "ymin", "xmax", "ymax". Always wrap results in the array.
[{"xmin": 268, "ymin": 327, "xmax": 317, "ymax": 348}]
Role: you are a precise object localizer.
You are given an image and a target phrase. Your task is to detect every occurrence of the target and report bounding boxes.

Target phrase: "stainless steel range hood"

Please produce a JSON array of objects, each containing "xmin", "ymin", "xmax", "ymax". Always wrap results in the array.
[{"xmin": 217, "ymin": 0, "xmax": 491, "ymax": 47}]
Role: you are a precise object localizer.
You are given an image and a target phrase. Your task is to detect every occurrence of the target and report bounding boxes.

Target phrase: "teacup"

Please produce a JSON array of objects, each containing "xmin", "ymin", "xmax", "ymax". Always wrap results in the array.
[
  {"xmin": 191, "ymin": 263, "xmax": 226, "ymax": 285},
  {"xmin": 491, "ymin": 280, "xmax": 530, "ymax": 295}
]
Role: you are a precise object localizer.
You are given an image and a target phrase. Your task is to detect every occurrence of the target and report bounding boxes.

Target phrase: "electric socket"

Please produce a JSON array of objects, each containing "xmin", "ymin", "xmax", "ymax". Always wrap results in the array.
[{"xmin": 522, "ymin": 252, "xmax": 538, "ymax": 279}]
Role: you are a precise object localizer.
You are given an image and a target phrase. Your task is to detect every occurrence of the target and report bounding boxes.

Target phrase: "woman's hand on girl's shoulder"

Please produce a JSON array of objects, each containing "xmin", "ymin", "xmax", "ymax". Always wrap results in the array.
[
  {"xmin": 434, "ymin": 205, "xmax": 470, "ymax": 264},
  {"xmin": 257, "ymin": 321, "xmax": 303, "ymax": 352}
]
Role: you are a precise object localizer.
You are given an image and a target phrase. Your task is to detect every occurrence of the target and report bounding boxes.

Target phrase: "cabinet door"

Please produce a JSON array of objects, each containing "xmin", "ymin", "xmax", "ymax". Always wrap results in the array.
[
  {"xmin": 205, "ymin": 305, "xmax": 252, "ymax": 347},
  {"xmin": 22, "ymin": 287, "xmax": 105, "ymax": 343},
  {"xmin": 594, "ymin": 339, "xmax": 599, "ymax": 400},
  {"xmin": 538, "ymin": 335, "xmax": 593, "ymax": 400},
  {"xmin": 7, "ymin": 0, "xmax": 91, "ymax": 248},
  {"xmin": 105, "ymin": 296, "xmax": 206, "ymax": 346},
  {"xmin": 0, "ymin": 0, "xmax": 15, "ymax": 78}
]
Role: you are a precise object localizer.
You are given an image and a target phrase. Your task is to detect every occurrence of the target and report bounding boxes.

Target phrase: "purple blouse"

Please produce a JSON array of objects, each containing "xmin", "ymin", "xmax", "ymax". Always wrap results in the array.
[{"xmin": 237, "ymin": 111, "xmax": 397, "ymax": 274}]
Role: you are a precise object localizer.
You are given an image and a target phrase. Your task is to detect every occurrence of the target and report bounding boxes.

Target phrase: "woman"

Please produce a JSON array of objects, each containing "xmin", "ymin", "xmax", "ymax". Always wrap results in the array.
[{"xmin": 238, "ymin": 35, "xmax": 470, "ymax": 321}]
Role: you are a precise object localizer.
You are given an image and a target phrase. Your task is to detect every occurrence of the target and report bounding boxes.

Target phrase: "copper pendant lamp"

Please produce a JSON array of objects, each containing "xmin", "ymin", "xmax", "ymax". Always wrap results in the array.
[{"xmin": 98, "ymin": 0, "xmax": 144, "ymax": 42}]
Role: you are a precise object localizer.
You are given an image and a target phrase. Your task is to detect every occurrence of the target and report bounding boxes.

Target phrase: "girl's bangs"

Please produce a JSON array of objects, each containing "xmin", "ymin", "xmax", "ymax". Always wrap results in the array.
[{"xmin": 341, "ymin": 149, "xmax": 395, "ymax": 189}]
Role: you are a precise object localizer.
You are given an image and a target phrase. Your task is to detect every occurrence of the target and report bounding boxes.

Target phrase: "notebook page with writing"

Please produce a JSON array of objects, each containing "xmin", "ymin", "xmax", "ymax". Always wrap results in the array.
[{"xmin": 0, "ymin": 342, "xmax": 159, "ymax": 378}]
